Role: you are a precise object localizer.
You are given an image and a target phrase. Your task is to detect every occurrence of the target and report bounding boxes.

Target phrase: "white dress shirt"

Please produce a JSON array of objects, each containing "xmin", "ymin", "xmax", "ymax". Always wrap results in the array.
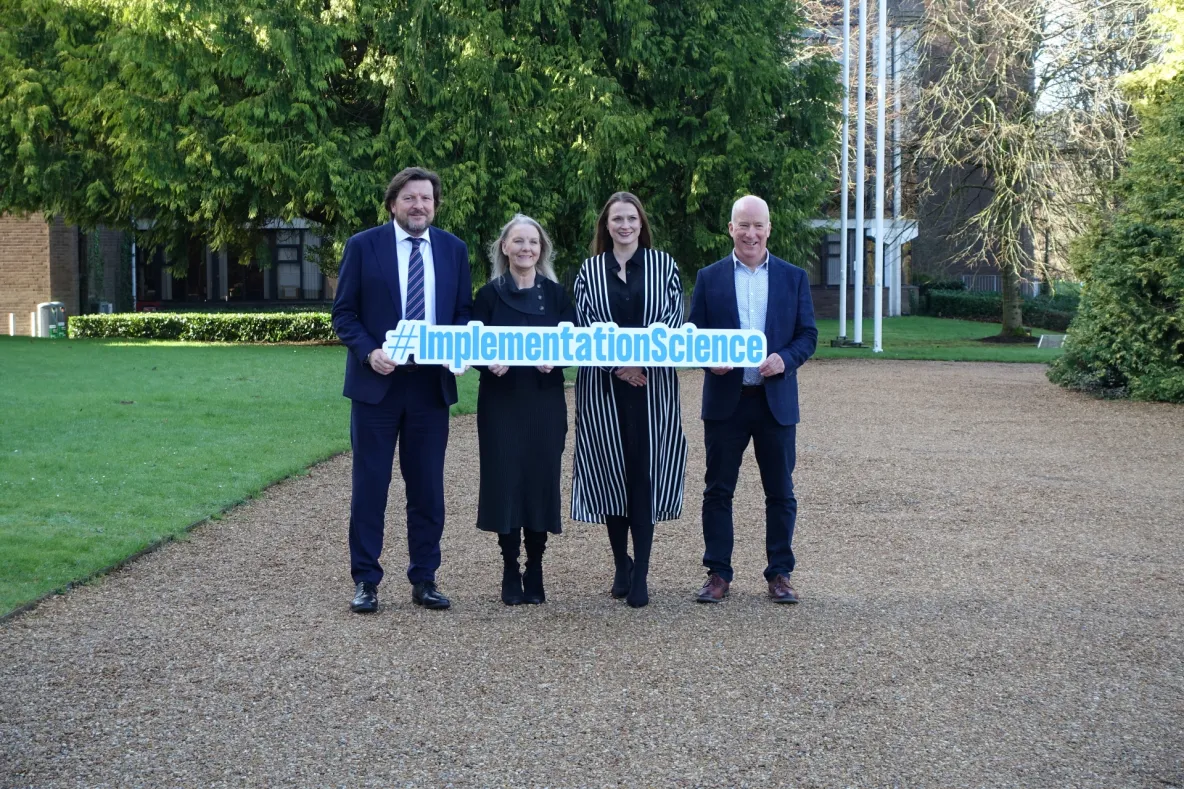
[{"xmin": 394, "ymin": 221, "xmax": 436, "ymax": 325}]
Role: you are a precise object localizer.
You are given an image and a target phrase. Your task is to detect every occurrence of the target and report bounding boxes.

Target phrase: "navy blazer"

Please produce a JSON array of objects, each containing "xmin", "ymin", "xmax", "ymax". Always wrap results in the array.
[
  {"xmin": 331, "ymin": 222, "xmax": 473, "ymax": 406},
  {"xmin": 687, "ymin": 254, "xmax": 817, "ymax": 426}
]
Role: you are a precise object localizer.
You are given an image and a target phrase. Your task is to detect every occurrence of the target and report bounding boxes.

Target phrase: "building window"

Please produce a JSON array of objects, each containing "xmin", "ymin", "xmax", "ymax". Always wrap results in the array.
[
  {"xmin": 226, "ymin": 251, "xmax": 265, "ymax": 301},
  {"xmin": 268, "ymin": 229, "xmax": 323, "ymax": 300}
]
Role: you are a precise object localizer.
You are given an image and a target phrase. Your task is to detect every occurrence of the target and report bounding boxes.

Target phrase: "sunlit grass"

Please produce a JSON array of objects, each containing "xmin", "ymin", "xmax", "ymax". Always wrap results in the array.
[
  {"xmin": 0, "ymin": 317, "xmax": 1060, "ymax": 614},
  {"xmin": 813, "ymin": 316, "xmax": 1064, "ymax": 363},
  {"xmin": 0, "ymin": 338, "xmax": 354, "ymax": 614}
]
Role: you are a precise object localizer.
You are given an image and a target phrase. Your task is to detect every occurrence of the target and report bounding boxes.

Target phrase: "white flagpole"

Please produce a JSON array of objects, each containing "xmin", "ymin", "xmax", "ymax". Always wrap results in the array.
[
  {"xmin": 891, "ymin": 26, "xmax": 904, "ymax": 317},
  {"xmin": 854, "ymin": 0, "xmax": 868, "ymax": 344},
  {"xmin": 839, "ymin": 0, "xmax": 852, "ymax": 339},
  {"xmin": 872, "ymin": 0, "xmax": 887, "ymax": 353}
]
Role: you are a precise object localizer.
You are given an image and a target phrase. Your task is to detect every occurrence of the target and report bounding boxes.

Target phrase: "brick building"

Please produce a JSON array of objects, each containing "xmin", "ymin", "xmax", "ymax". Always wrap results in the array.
[
  {"xmin": 0, "ymin": 214, "xmax": 85, "ymax": 336},
  {"xmin": 1, "ymin": 215, "xmax": 333, "ymax": 335}
]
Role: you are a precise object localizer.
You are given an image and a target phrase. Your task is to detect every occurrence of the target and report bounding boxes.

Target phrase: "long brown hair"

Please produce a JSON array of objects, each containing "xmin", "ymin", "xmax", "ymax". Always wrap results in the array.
[{"xmin": 591, "ymin": 192, "xmax": 653, "ymax": 255}]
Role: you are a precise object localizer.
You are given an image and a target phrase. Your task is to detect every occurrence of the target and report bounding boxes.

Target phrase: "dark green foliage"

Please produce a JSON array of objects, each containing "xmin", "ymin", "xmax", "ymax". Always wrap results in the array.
[
  {"xmin": 142, "ymin": 304, "xmax": 330, "ymax": 313},
  {"xmin": 0, "ymin": 0, "xmax": 839, "ymax": 282},
  {"xmin": 923, "ymin": 290, "xmax": 1002, "ymax": 322},
  {"xmin": 915, "ymin": 289, "xmax": 1076, "ymax": 331},
  {"xmin": 913, "ymin": 274, "xmax": 966, "ymax": 293},
  {"xmin": 69, "ymin": 312, "xmax": 336, "ymax": 342},
  {"xmin": 1021, "ymin": 299, "xmax": 1076, "ymax": 333},
  {"xmin": 1049, "ymin": 79, "xmax": 1184, "ymax": 402}
]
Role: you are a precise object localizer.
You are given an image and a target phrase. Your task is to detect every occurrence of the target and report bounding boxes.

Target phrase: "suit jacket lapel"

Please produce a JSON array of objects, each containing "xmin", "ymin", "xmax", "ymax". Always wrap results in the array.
[
  {"xmin": 430, "ymin": 227, "xmax": 450, "ymax": 324},
  {"xmin": 377, "ymin": 222, "xmax": 402, "ymax": 318},
  {"xmin": 721, "ymin": 257, "xmax": 741, "ymax": 330},
  {"xmin": 764, "ymin": 257, "xmax": 784, "ymax": 338}
]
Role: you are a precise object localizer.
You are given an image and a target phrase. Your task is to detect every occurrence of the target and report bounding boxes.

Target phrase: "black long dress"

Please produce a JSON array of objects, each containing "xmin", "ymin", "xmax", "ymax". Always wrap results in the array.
[{"xmin": 473, "ymin": 273, "xmax": 575, "ymax": 534}]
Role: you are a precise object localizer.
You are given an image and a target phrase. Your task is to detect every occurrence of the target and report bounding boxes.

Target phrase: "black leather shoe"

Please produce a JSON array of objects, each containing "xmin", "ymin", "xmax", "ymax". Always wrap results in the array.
[
  {"xmin": 501, "ymin": 564, "xmax": 524, "ymax": 606},
  {"xmin": 351, "ymin": 581, "xmax": 378, "ymax": 613},
  {"xmin": 522, "ymin": 561, "xmax": 545, "ymax": 604},
  {"xmin": 611, "ymin": 556, "xmax": 634, "ymax": 599},
  {"xmin": 411, "ymin": 581, "xmax": 451, "ymax": 610}
]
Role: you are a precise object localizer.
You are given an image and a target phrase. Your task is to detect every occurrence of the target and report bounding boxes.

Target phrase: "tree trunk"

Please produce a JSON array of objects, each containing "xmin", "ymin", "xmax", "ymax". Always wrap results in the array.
[{"xmin": 1000, "ymin": 265, "xmax": 1026, "ymax": 336}]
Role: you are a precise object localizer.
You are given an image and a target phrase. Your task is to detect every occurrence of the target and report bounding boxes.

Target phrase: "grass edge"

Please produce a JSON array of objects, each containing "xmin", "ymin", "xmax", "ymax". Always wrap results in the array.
[{"xmin": 0, "ymin": 449, "xmax": 351, "ymax": 625}]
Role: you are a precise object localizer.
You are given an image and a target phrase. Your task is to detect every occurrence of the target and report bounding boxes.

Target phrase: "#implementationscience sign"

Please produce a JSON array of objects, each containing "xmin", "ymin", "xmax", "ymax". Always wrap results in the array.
[{"xmin": 382, "ymin": 320, "xmax": 767, "ymax": 372}]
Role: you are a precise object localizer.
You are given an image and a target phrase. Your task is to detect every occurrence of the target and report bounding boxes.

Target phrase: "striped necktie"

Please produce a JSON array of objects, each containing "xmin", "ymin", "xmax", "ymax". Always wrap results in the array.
[
  {"xmin": 404, "ymin": 236, "xmax": 428, "ymax": 319},
  {"xmin": 405, "ymin": 237, "xmax": 425, "ymax": 321}
]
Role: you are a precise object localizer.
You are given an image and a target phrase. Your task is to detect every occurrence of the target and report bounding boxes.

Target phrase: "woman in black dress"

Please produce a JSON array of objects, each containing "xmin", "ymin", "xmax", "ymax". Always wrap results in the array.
[
  {"xmin": 473, "ymin": 214, "xmax": 575, "ymax": 605},
  {"xmin": 570, "ymin": 193, "xmax": 688, "ymax": 608}
]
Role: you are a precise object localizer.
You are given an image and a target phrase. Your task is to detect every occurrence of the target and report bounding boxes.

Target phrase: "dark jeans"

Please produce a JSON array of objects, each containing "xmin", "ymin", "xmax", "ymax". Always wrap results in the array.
[{"xmin": 702, "ymin": 388, "xmax": 797, "ymax": 583}]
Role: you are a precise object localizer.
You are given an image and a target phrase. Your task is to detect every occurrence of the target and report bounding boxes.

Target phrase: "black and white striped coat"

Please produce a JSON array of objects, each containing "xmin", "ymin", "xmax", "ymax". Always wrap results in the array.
[{"xmin": 570, "ymin": 250, "xmax": 689, "ymax": 524}]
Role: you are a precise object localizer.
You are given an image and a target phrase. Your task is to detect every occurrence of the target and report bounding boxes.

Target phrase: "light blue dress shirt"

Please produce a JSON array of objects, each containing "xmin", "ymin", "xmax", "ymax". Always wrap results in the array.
[{"xmin": 733, "ymin": 252, "xmax": 770, "ymax": 386}]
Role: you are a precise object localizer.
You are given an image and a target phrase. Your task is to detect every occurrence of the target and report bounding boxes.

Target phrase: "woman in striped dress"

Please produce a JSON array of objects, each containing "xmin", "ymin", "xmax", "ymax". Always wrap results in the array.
[{"xmin": 571, "ymin": 192, "xmax": 688, "ymax": 608}]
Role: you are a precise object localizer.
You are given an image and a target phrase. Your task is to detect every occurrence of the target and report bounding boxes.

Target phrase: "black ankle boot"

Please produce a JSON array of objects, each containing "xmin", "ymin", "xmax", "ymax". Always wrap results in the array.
[
  {"xmin": 522, "ymin": 560, "xmax": 545, "ymax": 604},
  {"xmin": 501, "ymin": 562, "xmax": 524, "ymax": 606},
  {"xmin": 626, "ymin": 562, "xmax": 649, "ymax": 608},
  {"xmin": 611, "ymin": 556, "xmax": 634, "ymax": 599}
]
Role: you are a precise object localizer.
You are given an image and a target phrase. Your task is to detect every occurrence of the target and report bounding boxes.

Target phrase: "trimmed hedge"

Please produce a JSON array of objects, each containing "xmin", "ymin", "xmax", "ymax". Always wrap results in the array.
[
  {"xmin": 141, "ymin": 303, "xmax": 332, "ymax": 314},
  {"xmin": 915, "ymin": 289, "xmax": 1077, "ymax": 332},
  {"xmin": 69, "ymin": 312, "xmax": 337, "ymax": 343}
]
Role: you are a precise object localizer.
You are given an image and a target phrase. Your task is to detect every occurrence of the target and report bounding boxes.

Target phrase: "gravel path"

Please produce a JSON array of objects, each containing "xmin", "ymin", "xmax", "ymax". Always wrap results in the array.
[{"xmin": 2, "ymin": 361, "xmax": 1181, "ymax": 788}]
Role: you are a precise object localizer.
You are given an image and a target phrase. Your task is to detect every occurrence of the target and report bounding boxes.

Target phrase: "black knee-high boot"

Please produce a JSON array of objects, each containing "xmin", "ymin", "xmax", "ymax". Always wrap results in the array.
[
  {"xmin": 523, "ymin": 530, "xmax": 548, "ymax": 604},
  {"xmin": 498, "ymin": 530, "xmax": 524, "ymax": 606},
  {"xmin": 605, "ymin": 516, "xmax": 633, "ymax": 599},
  {"xmin": 627, "ymin": 521, "xmax": 654, "ymax": 608}
]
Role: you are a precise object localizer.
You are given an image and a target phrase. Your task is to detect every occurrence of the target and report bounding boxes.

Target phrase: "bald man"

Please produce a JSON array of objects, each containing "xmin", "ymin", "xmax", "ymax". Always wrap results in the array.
[{"xmin": 686, "ymin": 195, "xmax": 818, "ymax": 604}]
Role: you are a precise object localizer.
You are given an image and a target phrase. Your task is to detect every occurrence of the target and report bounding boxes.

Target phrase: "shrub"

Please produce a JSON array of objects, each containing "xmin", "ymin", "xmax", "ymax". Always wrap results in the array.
[
  {"xmin": 69, "ymin": 312, "xmax": 337, "ymax": 343},
  {"xmin": 924, "ymin": 278, "xmax": 967, "ymax": 292},
  {"xmin": 146, "ymin": 303, "xmax": 331, "ymax": 314},
  {"xmin": 1014, "ymin": 298, "xmax": 1076, "ymax": 332},
  {"xmin": 923, "ymin": 289, "xmax": 1001, "ymax": 322},
  {"xmin": 1049, "ymin": 66, "xmax": 1184, "ymax": 403},
  {"xmin": 917, "ymin": 289, "xmax": 1076, "ymax": 331}
]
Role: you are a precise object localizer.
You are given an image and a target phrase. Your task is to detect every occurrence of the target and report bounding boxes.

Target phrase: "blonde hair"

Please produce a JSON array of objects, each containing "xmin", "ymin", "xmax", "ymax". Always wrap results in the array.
[{"xmin": 487, "ymin": 214, "xmax": 558, "ymax": 282}]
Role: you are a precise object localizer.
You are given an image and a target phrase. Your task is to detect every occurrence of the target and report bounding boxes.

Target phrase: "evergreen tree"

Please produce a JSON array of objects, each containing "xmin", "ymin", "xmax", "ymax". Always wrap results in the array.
[
  {"xmin": 0, "ymin": 0, "xmax": 839, "ymax": 281},
  {"xmin": 1048, "ymin": 1, "xmax": 1184, "ymax": 401}
]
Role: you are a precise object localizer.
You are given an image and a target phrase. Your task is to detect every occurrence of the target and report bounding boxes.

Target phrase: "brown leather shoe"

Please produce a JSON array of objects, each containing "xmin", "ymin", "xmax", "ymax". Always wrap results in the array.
[
  {"xmin": 696, "ymin": 573, "xmax": 730, "ymax": 603},
  {"xmin": 768, "ymin": 574, "xmax": 799, "ymax": 604}
]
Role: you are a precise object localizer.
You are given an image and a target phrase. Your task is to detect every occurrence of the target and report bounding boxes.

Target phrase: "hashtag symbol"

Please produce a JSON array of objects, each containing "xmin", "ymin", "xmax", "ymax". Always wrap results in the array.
[{"xmin": 383, "ymin": 320, "xmax": 420, "ymax": 364}]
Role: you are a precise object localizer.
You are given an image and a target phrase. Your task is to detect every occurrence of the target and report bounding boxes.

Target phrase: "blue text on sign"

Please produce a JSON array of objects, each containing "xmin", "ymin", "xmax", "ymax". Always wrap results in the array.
[{"xmin": 383, "ymin": 321, "xmax": 767, "ymax": 372}]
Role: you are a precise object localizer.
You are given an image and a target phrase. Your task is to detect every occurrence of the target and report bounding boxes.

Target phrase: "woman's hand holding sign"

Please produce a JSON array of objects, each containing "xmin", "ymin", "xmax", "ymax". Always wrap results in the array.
[{"xmin": 615, "ymin": 366, "xmax": 647, "ymax": 387}]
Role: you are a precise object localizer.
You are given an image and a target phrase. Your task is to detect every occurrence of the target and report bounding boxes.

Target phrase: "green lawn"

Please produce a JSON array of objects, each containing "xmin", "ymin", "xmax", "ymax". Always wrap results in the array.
[
  {"xmin": 0, "ymin": 338, "xmax": 352, "ymax": 613},
  {"xmin": 0, "ymin": 336, "xmax": 489, "ymax": 616},
  {"xmin": 0, "ymin": 317, "xmax": 1057, "ymax": 615},
  {"xmin": 813, "ymin": 316, "xmax": 1065, "ymax": 363}
]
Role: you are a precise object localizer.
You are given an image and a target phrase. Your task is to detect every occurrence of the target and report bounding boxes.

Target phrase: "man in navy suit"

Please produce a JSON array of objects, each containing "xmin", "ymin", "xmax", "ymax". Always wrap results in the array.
[
  {"xmin": 332, "ymin": 167, "xmax": 472, "ymax": 613},
  {"xmin": 687, "ymin": 195, "xmax": 818, "ymax": 604}
]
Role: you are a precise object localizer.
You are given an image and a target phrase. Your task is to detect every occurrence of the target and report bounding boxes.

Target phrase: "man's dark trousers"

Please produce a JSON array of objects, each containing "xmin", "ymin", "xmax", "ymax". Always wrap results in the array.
[
  {"xmin": 349, "ymin": 366, "xmax": 449, "ymax": 586},
  {"xmin": 702, "ymin": 387, "xmax": 797, "ymax": 584}
]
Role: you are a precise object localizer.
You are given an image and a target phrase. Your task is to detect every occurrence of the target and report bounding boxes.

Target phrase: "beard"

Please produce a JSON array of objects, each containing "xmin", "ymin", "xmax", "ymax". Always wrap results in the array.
[{"xmin": 396, "ymin": 210, "xmax": 431, "ymax": 234}]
